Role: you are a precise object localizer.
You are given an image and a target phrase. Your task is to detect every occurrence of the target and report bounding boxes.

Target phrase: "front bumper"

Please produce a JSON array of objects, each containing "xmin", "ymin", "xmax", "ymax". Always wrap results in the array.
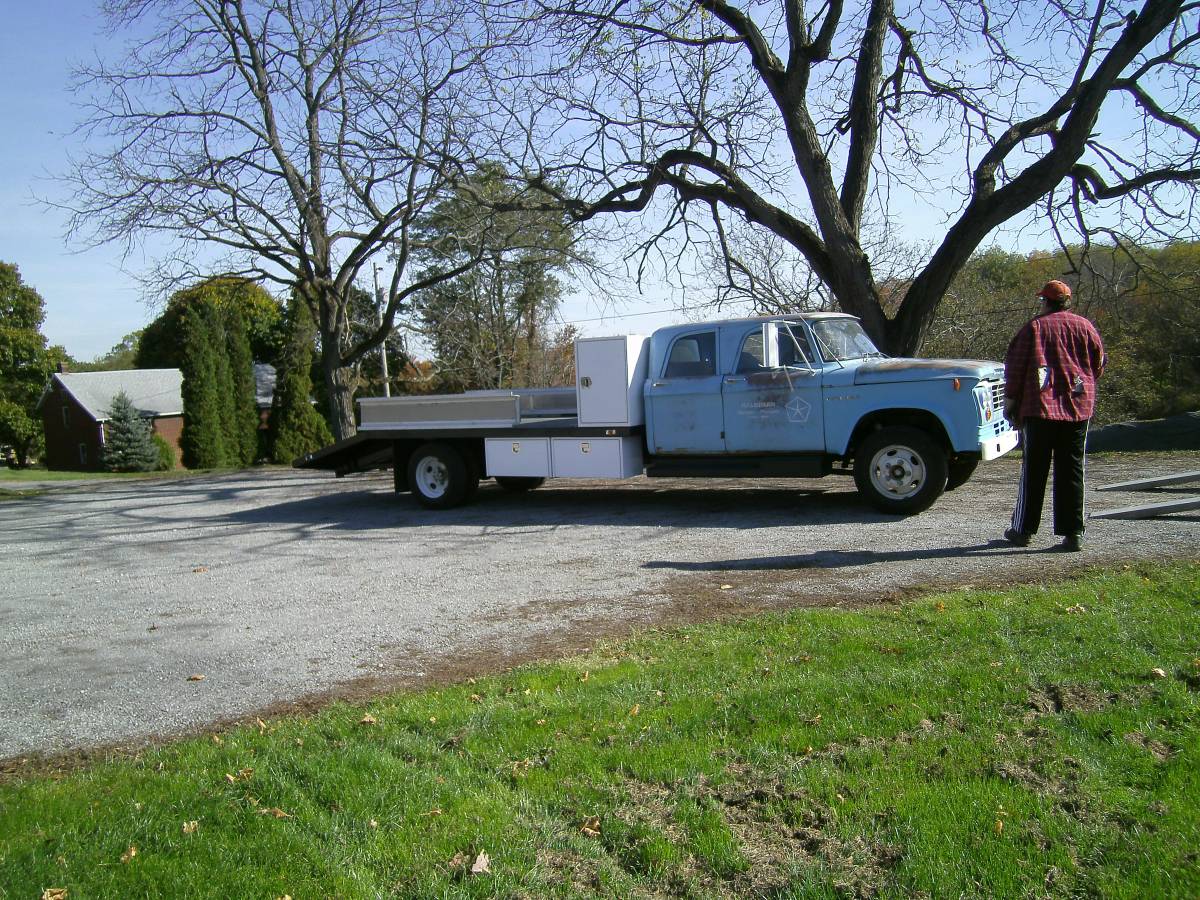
[{"xmin": 981, "ymin": 428, "xmax": 1019, "ymax": 461}]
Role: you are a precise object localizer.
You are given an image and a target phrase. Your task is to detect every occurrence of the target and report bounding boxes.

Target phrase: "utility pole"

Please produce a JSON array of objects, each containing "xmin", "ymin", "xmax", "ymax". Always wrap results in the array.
[{"xmin": 373, "ymin": 263, "xmax": 391, "ymax": 397}]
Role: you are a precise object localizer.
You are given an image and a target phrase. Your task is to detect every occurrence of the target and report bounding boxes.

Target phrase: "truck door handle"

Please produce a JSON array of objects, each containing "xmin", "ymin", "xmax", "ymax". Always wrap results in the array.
[
  {"xmin": 724, "ymin": 377, "xmax": 745, "ymax": 384},
  {"xmin": 652, "ymin": 382, "xmax": 667, "ymax": 388}
]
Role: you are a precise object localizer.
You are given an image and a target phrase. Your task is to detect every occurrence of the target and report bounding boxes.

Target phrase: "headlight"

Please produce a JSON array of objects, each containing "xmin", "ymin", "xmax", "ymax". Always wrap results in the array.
[{"xmin": 973, "ymin": 383, "xmax": 994, "ymax": 422}]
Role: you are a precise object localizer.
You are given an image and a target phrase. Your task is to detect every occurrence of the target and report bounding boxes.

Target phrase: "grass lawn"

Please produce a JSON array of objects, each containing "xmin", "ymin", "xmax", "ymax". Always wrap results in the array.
[
  {"xmin": 2, "ymin": 563, "xmax": 1197, "ymax": 898},
  {"xmin": 0, "ymin": 467, "xmax": 188, "ymax": 482}
]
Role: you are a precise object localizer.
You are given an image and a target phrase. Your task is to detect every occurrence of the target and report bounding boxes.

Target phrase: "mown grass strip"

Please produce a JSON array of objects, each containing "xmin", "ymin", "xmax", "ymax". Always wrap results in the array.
[{"xmin": 2, "ymin": 562, "xmax": 1198, "ymax": 898}]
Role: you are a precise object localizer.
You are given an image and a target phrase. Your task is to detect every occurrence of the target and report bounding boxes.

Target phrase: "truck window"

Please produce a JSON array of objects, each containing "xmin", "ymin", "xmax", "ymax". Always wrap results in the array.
[
  {"xmin": 810, "ymin": 318, "xmax": 882, "ymax": 361},
  {"xmin": 736, "ymin": 325, "xmax": 813, "ymax": 372},
  {"xmin": 664, "ymin": 331, "xmax": 717, "ymax": 378}
]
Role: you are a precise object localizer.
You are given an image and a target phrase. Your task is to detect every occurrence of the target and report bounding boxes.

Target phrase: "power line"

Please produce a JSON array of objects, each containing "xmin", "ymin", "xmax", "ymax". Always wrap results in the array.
[{"xmin": 554, "ymin": 305, "xmax": 691, "ymax": 326}]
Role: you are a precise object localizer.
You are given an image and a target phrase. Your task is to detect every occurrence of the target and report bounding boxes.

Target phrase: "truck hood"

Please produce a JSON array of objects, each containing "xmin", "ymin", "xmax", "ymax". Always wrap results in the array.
[{"xmin": 853, "ymin": 358, "xmax": 1003, "ymax": 385}]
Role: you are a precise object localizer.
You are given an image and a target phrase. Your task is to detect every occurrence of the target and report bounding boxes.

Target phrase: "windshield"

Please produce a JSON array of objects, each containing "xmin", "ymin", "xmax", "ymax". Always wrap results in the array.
[{"xmin": 810, "ymin": 319, "xmax": 885, "ymax": 362}]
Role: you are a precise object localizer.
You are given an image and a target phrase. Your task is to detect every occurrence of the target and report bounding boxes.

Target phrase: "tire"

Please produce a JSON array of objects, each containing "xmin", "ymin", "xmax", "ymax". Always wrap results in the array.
[
  {"xmin": 945, "ymin": 457, "xmax": 979, "ymax": 492},
  {"xmin": 495, "ymin": 476, "xmax": 545, "ymax": 492},
  {"xmin": 853, "ymin": 426, "xmax": 948, "ymax": 515},
  {"xmin": 407, "ymin": 442, "xmax": 477, "ymax": 509}
]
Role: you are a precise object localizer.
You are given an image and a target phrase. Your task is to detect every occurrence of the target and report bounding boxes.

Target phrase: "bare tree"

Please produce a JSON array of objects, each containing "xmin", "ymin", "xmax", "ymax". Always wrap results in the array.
[
  {"xmin": 62, "ymin": 0, "xmax": 499, "ymax": 439},
  {"xmin": 488, "ymin": 0, "xmax": 1200, "ymax": 355}
]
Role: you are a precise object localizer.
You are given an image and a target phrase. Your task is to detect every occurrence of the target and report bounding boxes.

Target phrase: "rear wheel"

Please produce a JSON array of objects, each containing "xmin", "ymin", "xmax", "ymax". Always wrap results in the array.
[
  {"xmin": 854, "ymin": 426, "xmax": 947, "ymax": 515},
  {"xmin": 408, "ymin": 442, "xmax": 477, "ymax": 509},
  {"xmin": 495, "ymin": 476, "xmax": 545, "ymax": 492}
]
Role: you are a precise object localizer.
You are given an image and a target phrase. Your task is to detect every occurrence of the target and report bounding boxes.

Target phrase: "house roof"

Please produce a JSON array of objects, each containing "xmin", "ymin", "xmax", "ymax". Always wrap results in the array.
[
  {"xmin": 39, "ymin": 364, "xmax": 277, "ymax": 422},
  {"xmin": 44, "ymin": 369, "xmax": 184, "ymax": 421}
]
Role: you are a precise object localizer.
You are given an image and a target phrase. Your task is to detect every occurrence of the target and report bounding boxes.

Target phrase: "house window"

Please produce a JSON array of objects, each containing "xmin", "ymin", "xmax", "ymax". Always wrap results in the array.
[
  {"xmin": 62, "ymin": 406, "xmax": 71, "ymax": 428},
  {"xmin": 78, "ymin": 444, "xmax": 88, "ymax": 465}
]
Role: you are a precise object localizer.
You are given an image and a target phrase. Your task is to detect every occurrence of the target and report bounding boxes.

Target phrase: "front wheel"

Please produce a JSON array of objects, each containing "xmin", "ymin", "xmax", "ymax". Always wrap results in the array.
[
  {"xmin": 408, "ymin": 442, "xmax": 478, "ymax": 509},
  {"xmin": 853, "ymin": 426, "xmax": 948, "ymax": 515},
  {"xmin": 945, "ymin": 457, "xmax": 979, "ymax": 492}
]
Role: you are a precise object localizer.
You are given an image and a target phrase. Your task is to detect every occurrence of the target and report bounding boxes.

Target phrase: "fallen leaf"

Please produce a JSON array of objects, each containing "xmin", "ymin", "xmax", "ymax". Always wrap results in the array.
[
  {"xmin": 259, "ymin": 807, "xmax": 292, "ymax": 819},
  {"xmin": 428, "ymin": 716, "xmax": 437, "ymax": 723},
  {"xmin": 804, "ymin": 714, "xmax": 822, "ymax": 725},
  {"xmin": 360, "ymin": 714, "xmax": 377, "ymax": 726},
  {"xmin": 447, "ymin": 851, "xmax": 468, "ymax": 869},
  {"xmin": 580, "ymin": 815, "xmax": 601, "ymax": 837},
  {"xmin": 422, "ymin": 808, "xmax": 443, "ymax": 817},
  {"xmin": 211, "ymin": 735, "xmax": 223, "ymax": 745},
  {"xmin": 536, "ymin": 719, "xmax": 546, "ymax": 725},
  {"xmin": 1150, "ymin": 667, "xmax": 1168, "ymax": 679},
  {"xmin": 120, "ymin": 845, "xmax": 138, "ymax": 864},
  {"xmin": 934, "ymin": 601, "xmax": 946, "ymax": 612},
  {"xmin": 994, "ymin": 819, "xmax": 1004, "ymax": 835},
  {"xmin": 470, "ymin": 850, "xmax": 491, "ymax": 875},
  {"xmin": 257, "ymin": 718, "xmax": 267, "ymax": 734},
  {"xmin": 523, "ymin": 688, "xmax": 531, "ymax": 696},
  {"xmin": 224, "ymin": 773, "xmax": 237, "ymax": 784},
  {"xmin": 804, "ymin": 745, "xmax": 814, "ymax": 754},
  {"xmin": 1065, "ymin": 604, "xmax": 1086, "ymax": 614},
  {"xmin": 369, "ymin": 819, "xmax": 379, "ymax": 829},
  {"xmin": 580, "ymin": 671, "xmax": 589, "ymax": 682},
  {"xmin": 182, "ymin": 820, "xmax": 199, "ymax": 834},
  {"xmin": 42, "ymin": 890, "xmax": 67, "ymax": 900},
  {"xmin": 192, "ymin": 566, "xmax": 208, "ymax": 574},
  {"xmin": 187, "ymin": 674, "xmax": 206, "ymax": 682},
  {"xmin": 470, "ymin": 694, "xmax": 482, "ymax": 703},
  {"xmin": 836, "ymin": 793, "xmax": 845, "ymax": 803},
  {"xmin": 629, "ymin": 704, "xmax": 640, "ymax": 717},
  {"xmin": 720, "ymin": 584, "xmax": 733, "ymax": 590},
  {"xmin": 238, "ymin": 767, "xmax": 254, "ymax": 780}
]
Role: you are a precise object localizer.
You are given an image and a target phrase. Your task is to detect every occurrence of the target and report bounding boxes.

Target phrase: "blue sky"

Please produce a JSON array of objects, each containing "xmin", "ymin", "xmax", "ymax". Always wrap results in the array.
[
  {"xmin": 0, "ymin": 3, "xmax": 1083, "ymax": 363},
  {"xmin": 0, "ymin": 2, "xmax": 688, "ymax": 360},
  {"xmin": 0, "ymin": 3, "xmax": 160, "ymax": 360}
]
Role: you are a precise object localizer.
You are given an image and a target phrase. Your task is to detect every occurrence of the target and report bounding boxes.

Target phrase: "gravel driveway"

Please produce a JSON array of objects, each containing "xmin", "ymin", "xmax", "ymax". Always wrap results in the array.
[{"xmin": 2, "ymin": 453, "xmax": 1197, "ymax": 761}]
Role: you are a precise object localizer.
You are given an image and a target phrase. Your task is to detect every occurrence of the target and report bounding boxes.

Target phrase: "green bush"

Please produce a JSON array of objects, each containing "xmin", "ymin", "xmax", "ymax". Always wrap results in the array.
[{"xmin": 151, "ymin": 433, "xmax": 176, "ymax": 471}]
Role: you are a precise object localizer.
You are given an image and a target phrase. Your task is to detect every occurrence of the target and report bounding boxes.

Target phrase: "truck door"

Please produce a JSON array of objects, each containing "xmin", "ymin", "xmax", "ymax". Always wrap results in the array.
[
  {"xmin": 646, "ymin": 329, "xmax": 726, "ymax": 454},
  {"xmin": 722, "ymin": 323, "xmax": 824, "ymax": 453}
]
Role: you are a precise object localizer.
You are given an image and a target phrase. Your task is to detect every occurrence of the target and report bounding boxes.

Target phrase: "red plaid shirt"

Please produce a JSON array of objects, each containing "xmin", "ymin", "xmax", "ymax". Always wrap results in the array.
[{"xmin": 1004, "ymin": 310, "xmax": 1105, "ymax": 422}]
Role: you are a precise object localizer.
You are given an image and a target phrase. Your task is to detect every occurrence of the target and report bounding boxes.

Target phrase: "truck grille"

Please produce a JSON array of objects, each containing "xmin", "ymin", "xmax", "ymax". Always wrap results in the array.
[
  {"xmin": 984, "ymin": 379, "xmax": 1010, "ymax": 436},
  {"xmin": 990, "ymin": 380, "xmax": 1005, "ymax": 411}
]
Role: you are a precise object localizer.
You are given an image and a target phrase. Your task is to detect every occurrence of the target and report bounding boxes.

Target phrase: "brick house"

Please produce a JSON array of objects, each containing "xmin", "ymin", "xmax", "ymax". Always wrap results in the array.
[{"xmin": 37, "ymin": 365, "xmax": 276, "ymax": 471}]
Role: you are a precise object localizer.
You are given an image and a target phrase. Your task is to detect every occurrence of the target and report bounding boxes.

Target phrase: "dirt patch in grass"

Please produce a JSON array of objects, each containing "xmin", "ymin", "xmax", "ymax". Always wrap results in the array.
[
  {"xmin": 1025, "ymin": 682, "xmax": 1120, "ymax": 718},
  {"xmin": 574, "ymin": 766, "xmax": 901, "ymax": 899},
  {"xmin": 1123, "ymin": 731, "xmax": 1173, "ymax": 761}
]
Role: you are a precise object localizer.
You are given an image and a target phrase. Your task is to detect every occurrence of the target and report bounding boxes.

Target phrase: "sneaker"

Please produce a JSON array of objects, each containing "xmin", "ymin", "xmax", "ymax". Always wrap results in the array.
[
  {"xmin": 1004, "ymin": 528, "xmax": 1032, "ymax": 547},
  {"xmin": 1056, "ymin": 534, "xmax": 1083, "ymax": 552}
]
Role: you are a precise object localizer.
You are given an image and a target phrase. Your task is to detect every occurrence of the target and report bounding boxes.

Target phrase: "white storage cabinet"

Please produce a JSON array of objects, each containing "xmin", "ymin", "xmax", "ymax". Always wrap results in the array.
[
  {"xmin": 485, "ymin": 438, "xmax": 551, "ymax": 477},
  {"xmin": 574, "ymin": 335, "xmax": 649, "ymax": 426},
  {"xmin": 551, "ymin": 437, "xmax": 643, "ymax": 478}
]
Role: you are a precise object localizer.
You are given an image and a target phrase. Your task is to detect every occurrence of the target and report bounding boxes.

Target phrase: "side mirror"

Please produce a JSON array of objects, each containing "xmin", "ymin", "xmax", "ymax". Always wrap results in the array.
[{"xmin": 761, "ymin": 322, "xmax": 780, "ymax": 369}]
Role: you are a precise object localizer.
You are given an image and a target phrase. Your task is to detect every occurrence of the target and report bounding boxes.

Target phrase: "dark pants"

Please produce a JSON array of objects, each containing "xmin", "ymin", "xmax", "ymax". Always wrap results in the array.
[{"xmin": 1010, "ymin": 417, "xmax": 1089, "ymax": 537}]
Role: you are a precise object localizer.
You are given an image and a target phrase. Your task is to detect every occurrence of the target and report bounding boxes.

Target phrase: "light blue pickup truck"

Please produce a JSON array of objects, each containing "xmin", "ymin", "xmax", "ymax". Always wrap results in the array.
[{"xmin": 298, "ymin": 313, "xmax": 1018, "ymax": 514}]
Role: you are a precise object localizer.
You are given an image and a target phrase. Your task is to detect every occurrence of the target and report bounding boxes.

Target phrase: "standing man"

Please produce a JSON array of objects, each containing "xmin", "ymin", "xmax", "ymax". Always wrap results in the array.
[{"xmin": 1003, "ymin": 280, "xmax": 1106, "ymax": 552}]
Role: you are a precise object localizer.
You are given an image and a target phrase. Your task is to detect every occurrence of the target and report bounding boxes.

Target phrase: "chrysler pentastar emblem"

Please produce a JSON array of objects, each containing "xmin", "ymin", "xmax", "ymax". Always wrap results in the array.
[{"xmin": 786, "ymin": 396, "xmax": 812, "ymax": 423}]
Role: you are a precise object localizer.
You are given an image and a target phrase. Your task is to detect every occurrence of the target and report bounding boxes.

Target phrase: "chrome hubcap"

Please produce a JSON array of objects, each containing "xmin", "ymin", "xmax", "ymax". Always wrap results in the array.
[
  {"xmin": 414, "ymin": 455, "xmax": 449, "ymax": 498},
  {"xmin": 869, "ymin": 444, "xmax": 925, "ymax": 500}
]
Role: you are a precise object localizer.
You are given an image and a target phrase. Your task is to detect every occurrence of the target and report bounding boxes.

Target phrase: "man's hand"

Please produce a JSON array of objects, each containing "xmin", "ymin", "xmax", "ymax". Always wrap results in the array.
[{"xmin": 1003, "ymin": 397, "xmax": 1021, "ymax": 424}]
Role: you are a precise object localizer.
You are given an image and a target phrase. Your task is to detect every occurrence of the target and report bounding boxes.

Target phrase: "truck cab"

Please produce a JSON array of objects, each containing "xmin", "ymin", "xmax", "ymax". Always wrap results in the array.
[{"xmin": 643, "ymin": 315, "xmax": 1016, "ymax": 513}]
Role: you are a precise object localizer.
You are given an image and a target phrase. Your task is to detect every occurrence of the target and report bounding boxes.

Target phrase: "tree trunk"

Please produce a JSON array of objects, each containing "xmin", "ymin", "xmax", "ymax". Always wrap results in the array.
[{"xmin": 321, "ymin": 352, "xmax": 356, "ymax": 441}]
